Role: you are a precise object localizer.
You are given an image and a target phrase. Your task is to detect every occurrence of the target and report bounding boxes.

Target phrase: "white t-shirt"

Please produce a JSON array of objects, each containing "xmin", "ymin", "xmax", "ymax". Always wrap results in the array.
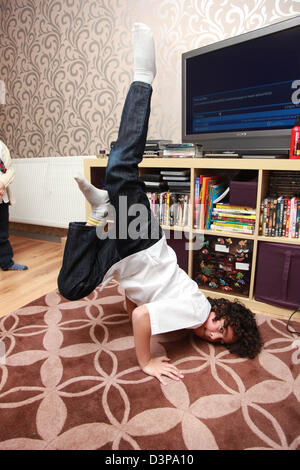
[{"xmin": 101, "ymin": 235, "xmax": 211, "ymax": 335}]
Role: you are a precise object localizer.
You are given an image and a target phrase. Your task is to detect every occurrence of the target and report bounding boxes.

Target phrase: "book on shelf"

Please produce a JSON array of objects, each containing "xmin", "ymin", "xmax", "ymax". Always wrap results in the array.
[
  {"xmin": 147, "ymin": 192, "xmax": 160, "ymax": 220},
  {"xmin": 208, "ymin": 202, "xmax": 256, "ymax": 234},
  {"xmin": 210, "ymin": 220, "xmax": 255, "ymax": 234},
  {"xmin": 259, "ymin": 196, "xmax": 300, "ymax": 238},
  {"xmin": 212, "ymin": 220, "xmax": 254, "ymax": 229},
  {"xmin": 213, "ymin": 186, "xmax": 229, "ymax": 204},
  {"xmin": 193, "ymin": 176, "xmax": 201, "ymax": 229},
  {"xmin": 210, "ymin": 224, "xmax": 254, "ymax": 234},
  {"xmin": 204, "ymin": 183, "xmax": 227, "ymax": 229},
  {"xmin": 214, "ymin": 203, "xmax": 256, "ymax": 215},
  {"xmin": 165, "ymin": 192, "xmax": 170, "ymax": 226},
  {"xmin": 146, "ymin": 190, "xmax": 191, "ymax": 227},
  {"xmin": 212, "ymin": 211, "xmax": 256, "ymax": 221},
  {"xmin": 203, "ymin": 177, "xmax": 221, "ymax": 228},
  {"xmin": 285, "ymin": 198, "xmax": 291, "ymax": 237},
  {"xmin": 198, "ymin": 175, "xmax": 219, "ymax": 229},
  {"xmin": 296, "ymin": 199, "xmax": 300, "ymax": 238},
  {"xmin": 193, "ymin": 175, "xmax": 228, "ymax": 229}
]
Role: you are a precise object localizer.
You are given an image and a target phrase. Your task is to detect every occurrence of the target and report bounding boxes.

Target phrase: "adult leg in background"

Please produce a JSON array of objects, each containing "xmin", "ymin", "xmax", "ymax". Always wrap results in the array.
[
  {"xmin": 0, "ymin": 202, "xmax": 28, "ymax": 271},
  {"xmin": 0, "ymin": 202, "xmax": 14, "ymax": 270}
]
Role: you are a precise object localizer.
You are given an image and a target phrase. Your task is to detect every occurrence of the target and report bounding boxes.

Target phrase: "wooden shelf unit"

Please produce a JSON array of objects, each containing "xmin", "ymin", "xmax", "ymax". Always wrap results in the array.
[{"xmin": 84, "ymin": 157, "xmax": 300, "ymax": 321}]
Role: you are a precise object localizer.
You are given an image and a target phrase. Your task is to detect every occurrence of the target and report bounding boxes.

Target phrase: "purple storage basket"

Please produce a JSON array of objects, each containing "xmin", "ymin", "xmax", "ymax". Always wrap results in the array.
[
  {"xmin": 230, "ymin": 181, "xmax": 258, "ymax": 208},
  {"xmin": 255, "ymin": 242, "xmax": 300, "ymax": 309}
]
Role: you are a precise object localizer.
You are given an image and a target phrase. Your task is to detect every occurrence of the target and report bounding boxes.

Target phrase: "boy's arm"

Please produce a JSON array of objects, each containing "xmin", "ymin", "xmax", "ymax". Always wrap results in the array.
[{"xmin": 131, "ymin": 305, "xmax": 184, "ymax": 385}]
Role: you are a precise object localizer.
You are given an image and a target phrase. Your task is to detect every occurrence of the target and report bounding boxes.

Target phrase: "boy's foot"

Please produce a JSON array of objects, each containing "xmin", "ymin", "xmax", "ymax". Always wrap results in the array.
[
  {"xmin": 2, "ymin": 262, "xmax": 28, "ymax": 271},
  {"xmin": 74, "ymin": 174, "xmax": 110, "ymax": 226},
  {"xmin": 133, "ymin": 23, "xmax": 156, "ymax": 85}
]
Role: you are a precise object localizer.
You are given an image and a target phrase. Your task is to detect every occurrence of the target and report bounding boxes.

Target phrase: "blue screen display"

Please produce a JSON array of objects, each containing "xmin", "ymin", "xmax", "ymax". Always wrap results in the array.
[{"xmin": 186, "ymin": 24, "xmax": 300, "ymax": 135}]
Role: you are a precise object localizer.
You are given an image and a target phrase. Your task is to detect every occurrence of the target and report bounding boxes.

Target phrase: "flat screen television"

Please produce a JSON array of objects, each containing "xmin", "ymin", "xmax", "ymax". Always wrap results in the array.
[{"xmin": 182, "ymin": 16, "xmax": 300, "ymax": 156}]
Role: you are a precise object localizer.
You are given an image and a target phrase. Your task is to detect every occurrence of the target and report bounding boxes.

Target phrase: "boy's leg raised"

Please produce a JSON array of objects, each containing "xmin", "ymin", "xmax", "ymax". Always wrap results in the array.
[
  {"xmin": 105, "ymin": 24, "xmax": 162, "ymax": 259},
  {"xmin": 58, "ymin": 23, "xmax": 160, "ymax": 300}
]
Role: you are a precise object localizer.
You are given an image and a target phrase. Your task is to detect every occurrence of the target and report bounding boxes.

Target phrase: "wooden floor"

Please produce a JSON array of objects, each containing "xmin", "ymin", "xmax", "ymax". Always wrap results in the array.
[{"xmin": 0, "ymin": 235, "xmax": 63, "ymax": 318}]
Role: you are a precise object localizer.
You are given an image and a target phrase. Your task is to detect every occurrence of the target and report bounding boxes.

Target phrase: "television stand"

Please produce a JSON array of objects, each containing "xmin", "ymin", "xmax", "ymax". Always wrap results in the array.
[{"xmin": 83, "ymin": 156, "xmax": 300, "ymax": 322}]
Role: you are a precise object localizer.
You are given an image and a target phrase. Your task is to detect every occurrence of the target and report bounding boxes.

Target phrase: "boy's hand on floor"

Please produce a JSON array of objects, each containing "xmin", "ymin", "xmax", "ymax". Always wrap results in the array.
[{"xmin": 142, "ymin": 356, "xmax": 184, "ymax": 386}]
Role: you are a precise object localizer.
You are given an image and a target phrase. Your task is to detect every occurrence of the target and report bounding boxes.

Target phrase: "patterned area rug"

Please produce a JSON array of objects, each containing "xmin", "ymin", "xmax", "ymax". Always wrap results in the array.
[{"xmin": 0, "ymin": 282, "xmax": 299, "ymax": 450}]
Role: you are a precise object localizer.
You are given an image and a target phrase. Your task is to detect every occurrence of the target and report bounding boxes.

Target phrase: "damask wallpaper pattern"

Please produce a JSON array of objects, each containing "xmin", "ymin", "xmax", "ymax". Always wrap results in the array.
[{"xmin": 0, "ymin": 0, "xmax": 300, "ymax": 158}]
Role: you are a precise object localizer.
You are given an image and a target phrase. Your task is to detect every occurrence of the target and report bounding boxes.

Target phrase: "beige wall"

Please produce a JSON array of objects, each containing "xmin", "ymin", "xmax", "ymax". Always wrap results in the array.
[{"xmin": 0, "ymin": 0, "xmax": 299, "ymax": 158}]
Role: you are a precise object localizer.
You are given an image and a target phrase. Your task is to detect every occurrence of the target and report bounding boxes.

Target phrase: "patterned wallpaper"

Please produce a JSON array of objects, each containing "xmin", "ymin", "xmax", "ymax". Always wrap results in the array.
[{"xmin": 0, "ymin": 0, "xmax": 300, "ymax": 158}]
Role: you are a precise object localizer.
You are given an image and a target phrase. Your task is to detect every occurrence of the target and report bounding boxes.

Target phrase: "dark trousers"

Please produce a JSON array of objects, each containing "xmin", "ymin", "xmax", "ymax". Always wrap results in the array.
[
  {"xmin": 0, "ymin": 202, "xmax": 13, "ymax": 269},
  {"xmin": 58, "ymin": 82, "xmax": 162, "ymax": 301}
]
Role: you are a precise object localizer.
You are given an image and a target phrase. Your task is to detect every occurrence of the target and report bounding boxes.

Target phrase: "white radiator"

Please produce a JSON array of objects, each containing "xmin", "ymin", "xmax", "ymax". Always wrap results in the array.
[{"xmin": 9, "ymin": 156, "xmax": 96, "ymax": 228}]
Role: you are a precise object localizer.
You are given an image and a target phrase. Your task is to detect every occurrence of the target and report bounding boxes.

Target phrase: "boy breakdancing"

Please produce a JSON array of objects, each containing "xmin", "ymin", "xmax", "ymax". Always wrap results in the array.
[{"xmin": 58, "ymin": 24, "xmax": 262, "ymax": 385}]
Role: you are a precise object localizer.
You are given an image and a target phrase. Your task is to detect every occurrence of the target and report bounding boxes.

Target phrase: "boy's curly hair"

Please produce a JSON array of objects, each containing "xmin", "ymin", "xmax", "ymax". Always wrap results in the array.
[{"xmin": 207, "ymin": 297, "xmax": 263, "ymax": 359}]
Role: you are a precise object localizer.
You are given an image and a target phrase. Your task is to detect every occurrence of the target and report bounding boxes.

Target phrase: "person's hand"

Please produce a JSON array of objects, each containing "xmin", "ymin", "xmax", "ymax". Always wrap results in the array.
[
  {"xmin": 0, "ymin": 181, "xmax": 5, "ymax": 199},
  {"xmin": 142, "ymin": 356, "xmax": 184, "ymax": 385}
]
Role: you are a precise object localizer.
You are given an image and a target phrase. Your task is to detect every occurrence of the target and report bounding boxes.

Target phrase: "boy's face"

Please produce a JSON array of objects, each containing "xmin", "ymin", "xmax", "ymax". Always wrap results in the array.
[{"xmin": 194, "ymin": 310, "xmax": 236, "ymax": 345}]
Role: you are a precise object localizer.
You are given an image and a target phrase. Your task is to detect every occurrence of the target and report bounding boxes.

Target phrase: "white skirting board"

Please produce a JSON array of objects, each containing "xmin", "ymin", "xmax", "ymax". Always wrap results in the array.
[{"xmin": 9, "ymin": 156, "xmax": 96, "ymax": 228}]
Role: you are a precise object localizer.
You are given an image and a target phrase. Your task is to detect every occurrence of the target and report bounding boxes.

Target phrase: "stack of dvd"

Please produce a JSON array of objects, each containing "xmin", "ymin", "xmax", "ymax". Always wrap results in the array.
[
  {"xmin": 160, "ymin": 169, "xmax": 190, "ymax": 193},
  {"xmin": 162, "ymin": 143, "xmax": 196, "ymax": 158}
]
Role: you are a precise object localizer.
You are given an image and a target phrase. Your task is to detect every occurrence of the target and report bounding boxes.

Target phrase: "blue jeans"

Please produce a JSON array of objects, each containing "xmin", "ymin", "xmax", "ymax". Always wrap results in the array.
[
  {"xmin": 0, "ymin": 202, "xmax": 14, "ymax": 270},
  {"xmin": 58, "ymin": 82, "xmax": 162, "ymax": 300}
]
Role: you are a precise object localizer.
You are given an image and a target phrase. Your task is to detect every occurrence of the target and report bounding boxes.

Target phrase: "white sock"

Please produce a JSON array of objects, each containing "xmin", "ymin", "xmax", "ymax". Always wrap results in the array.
[
  {"xmin": 132, "ymin": 23, "xmax": 156, "ymax": 85},
  {"xmin": 74, "ymin": 174, "xmax": 110, "ymax": 226}
]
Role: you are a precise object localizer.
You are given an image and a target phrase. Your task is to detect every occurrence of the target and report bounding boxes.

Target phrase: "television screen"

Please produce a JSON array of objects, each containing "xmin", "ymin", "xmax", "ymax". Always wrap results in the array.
[{"xmin": 182, "ymin": 17, "xmax": 300, "ymax": 155}]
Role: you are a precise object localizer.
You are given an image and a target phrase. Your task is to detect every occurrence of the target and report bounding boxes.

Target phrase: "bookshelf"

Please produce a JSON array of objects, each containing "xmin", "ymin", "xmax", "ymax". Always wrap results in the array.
[{"xmin": 84, "ymin": 157, "xmax": 300, "ymax": 321}]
